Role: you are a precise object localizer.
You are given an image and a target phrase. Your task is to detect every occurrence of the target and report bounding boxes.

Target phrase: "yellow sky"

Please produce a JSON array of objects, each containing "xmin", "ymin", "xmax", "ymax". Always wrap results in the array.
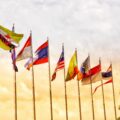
[
  {"xmin": 0, "ymin": 0, "xmax": 120, "ymax": 119},
  {"xmin": 0, "ymin": 58, "xmax": 120, "ymax": 120}
]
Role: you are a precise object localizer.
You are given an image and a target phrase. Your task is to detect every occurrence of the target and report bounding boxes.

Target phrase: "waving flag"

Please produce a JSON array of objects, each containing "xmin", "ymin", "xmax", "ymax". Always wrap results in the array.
[
  {"xmin": 93, "ymin": 79, "xmax": 112, "ymax": 94},
  {"xmin": 33, "ymin": 40, "xmax": 48, "ymax": 65},
  {"xmin": 25, "ymin": 41, "xmax": 48, "ymax": 70},
  {"xmin": 81, "ymin": 56, "xmax": 90, "ymax": 74},
  {"xmin": 93, "ymin": 64, "xmax": 112, "ymax": 94},
  {"xmin": 16, "ymin": 36, "xmax": 32, "ymax": 61},
  {"xmin": 81, "ymin": 63, "xmax": 102, "ymax": 85},
  {"xmin": 65, "ymin": 51, "xmax": 79, "ymax": 81},
  {"xmin": 0, "ymin": 25, "xmax": 23, "ymax": 50},
  {"xmin": 102, "ymin": 64, "xmax": 112, "ymax": 80},
  {"xmin": 51, "ymin": 48, "xmax": 64, "ymax": 81},
  {"xmin": 11, "ymin": 48, "xmax": 18, "ymax": 72},
  {"xmin": 77, "ymin": 56, "xmax": 90, "ymax": 80}
]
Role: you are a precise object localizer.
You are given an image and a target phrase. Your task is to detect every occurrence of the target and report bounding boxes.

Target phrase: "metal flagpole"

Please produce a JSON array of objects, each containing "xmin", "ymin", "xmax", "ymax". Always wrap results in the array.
[
  {"xmin": 12, "ymin": 24, "xmax": 18, "ymax": 120},
  {"xmin": 99, "ymin": 58, "xmax": 106, "ymax": 120},
  {"xmin": 62, "ymin": 44, "xmax": 68, "ymax": 120},
  {"xmin": 89, "ymin": 54, "xmax": 95, "ymax": 120},
  {"xmin": 111, "ymin": 62, "xmax": 117, "ymax": 120},
  {"xmin": 75, "ymin": 48, "xmax": 82, "ymax": 120},
  {"xmin": 47, "ymin": 38, "xmax": 53, "ymax": 120},
  {"xmin": 30, "ymin": 31, "xmax": 36, "ymax": 120}
]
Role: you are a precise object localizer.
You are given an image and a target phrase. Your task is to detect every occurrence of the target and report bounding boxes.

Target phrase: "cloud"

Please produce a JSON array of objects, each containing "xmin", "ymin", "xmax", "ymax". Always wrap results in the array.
[
  {"xmin": 0, "ymin": 0, "xmax": 120, "ymax": 62},
  {"xmin": 0, "ymin": 87, "xmax": 12, "ymax": 101},
  {"xmin": 0, "ymin": 0, "xmax": 120, "ymax": 119}
]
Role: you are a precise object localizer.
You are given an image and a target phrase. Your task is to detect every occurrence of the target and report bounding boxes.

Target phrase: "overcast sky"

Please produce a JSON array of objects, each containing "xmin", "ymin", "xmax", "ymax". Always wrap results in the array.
[
  {"xmin": 0, "ymin": 0, "xmax": 120, "ymax": 119},
  {"xmin": 0, "ymin": 0, "xmax": 120, "ymax": 63}
]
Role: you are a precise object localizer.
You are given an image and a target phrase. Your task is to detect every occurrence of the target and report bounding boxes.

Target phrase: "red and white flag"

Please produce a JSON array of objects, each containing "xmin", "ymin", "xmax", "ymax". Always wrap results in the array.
[
  {"xmin": 16, "ymin": 36, "xmax": 32, "ymax": 61},
  {"xmin": 51, "ymin": 49, "xmax": 64, "ymax": 81},
  {"xmin": 82, "ymin": 64, "xmax": 102, "ymax": 85}
]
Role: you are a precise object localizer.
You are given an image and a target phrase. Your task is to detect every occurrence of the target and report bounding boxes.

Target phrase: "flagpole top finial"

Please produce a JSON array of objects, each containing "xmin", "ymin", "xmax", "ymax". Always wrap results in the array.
[
  {"xmin": 30, "ymin": 30, "xmax": 32, "ymax": 33},
  {"xmin": 30, "ymin": 30, "xmax": 32, "ymax": 37},
  {"xmin": 12, "ymin": 23, "xmax": 15, "ymax": 32},
  {"xmin": 47, "ymin": 36, "xmax": 49, "ymax": 40},
  {"xmin": 13, "ymin": 23, "xmax": 15, "ymax": 27},
  {"xmin": 88, "ymin": 53, "xmax": 90, "ymax": 56},
  {"xmin": 99, "ymin": 57, "xmax": 101, "ymax": 64}
]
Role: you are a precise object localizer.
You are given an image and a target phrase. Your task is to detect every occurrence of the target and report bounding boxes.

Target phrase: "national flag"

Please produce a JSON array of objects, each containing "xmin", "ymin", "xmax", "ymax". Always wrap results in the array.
[
  {"xmin": 81, "ymin": 64, "xmax": 102, "ymax": 85},
  {"xmin": 33, "ymin": 40, "xmax": 48, "ymax": 65},
  {"xmin": 93, "ymin": 64, "xmax": 113, "ymax": 94},
  {"xmin": 11, "ymin": 48, "xmax": 18, "ymax": 72},
  {"xmin": 81, "ymin": 56, "xmax": 90, "ymax": 74},
  {"xmin": 65, "ymin": 51, "xmax": 79, "ymax": 81},
  {"xmin": 0, "ymin": 34, "xmax": 16, "ymax": 50},
  {"xmin": 0, "ymin": 25, "xmax": 23, "ymax": 50},
  {"xmin": 16, "ymin": 36, "xmax": 32, "ymax": 61},
  {"xmin": 93, "ymin": 79, "xmax": 112, "ymax": 94},
  {"xmin": 102, "ymin": 64, "xmax": 112, "ymax": 80},
  {"xmin": 51, "ymin": 49, "xmax": 64, "ymax": 81},
  {"xmin": 25, "ymin": 41, "xmax": 48, "ymax": 70},
  {"xmin": 77, "ymin": 56, "xmax": 90, "ymax": 80}
]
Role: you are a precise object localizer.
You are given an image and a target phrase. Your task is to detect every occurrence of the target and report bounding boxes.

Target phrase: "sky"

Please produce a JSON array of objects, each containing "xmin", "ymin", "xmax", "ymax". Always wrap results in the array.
[{"xmin": 0, "ymin": 0, "xmax": 120, "ymax": 120}]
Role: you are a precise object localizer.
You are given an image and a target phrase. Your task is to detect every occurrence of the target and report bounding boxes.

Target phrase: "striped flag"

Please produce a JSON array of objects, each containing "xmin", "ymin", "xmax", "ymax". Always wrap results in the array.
[
  {"xmin": 51, "ymin": 49, "xmax": 64, "ymax": 81},
  {"xmin": 25, "ymin": 40, "xmax": 48, "ymax": 70},
  {"xmin": 93, "ymin": 64, "xmax": 112, "ymax": 94},
  {"xmin": 102, "ymin": 64, "xmax": 112, "ymax": 80},
  {"xmin": 93, "ymin": 79, "xmax": 112, "ymax": 94},
  {"xmin": 16, "ymin": 36, "xmax": 32, "ymax": 61}
]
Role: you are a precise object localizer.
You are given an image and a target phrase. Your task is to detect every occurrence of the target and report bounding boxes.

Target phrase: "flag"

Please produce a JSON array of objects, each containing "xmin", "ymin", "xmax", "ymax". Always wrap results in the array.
[
  {"xmin": 93, "ymin": 64, "xmax": 112, "ymax": 94},
  {"xmin": 0, "ymin": 25, "xmax": 23, "ymax": 50},
  {"xmin": 0, "ymin": 34, "xmax": 16, "ymax": 50},
  {"xmin": 25, "ymin": 41, "xmax": 48, "ymax": 70},
  {"xmin": 93, "ymin": 79, "xmax": 112, "ymax": 94},
  {"xmin": 16, "ymin": 36, "xmax": 32, "ymax": 61},
  {"xmin": 51, "ymin": 49, "xmax": 64, "ymax": 81},
  {"xmin": 81, "ymin": 56, "xmax": 90, "ymax": 74},
  {"xmin": 81, "ymin": 64, "xmax": 102, "ymax": 85},
  {"xmin": 77, "ymin": 56, "xmax": 90, "ymax": 80},
  {"xmin": 77, "ymin": 71, "xmax": 83, "ymax": 80},
  {"xmin": 33, "ymin": 40, "xmax": 48, "ymax": 65},
  {"xmin": 11, "ymin": 48, "xmax": 18, "ymax": 72},
  {"xmin": 102, "ymin": 64, "xmax": 112, "ymax": 80},
  {"xmin": 83, "ymin": 64, "xmax": 101, "ymax": 78},
  {"xmin": 65, "ymin": 51, "xmax": 79, "ymax": 81}
]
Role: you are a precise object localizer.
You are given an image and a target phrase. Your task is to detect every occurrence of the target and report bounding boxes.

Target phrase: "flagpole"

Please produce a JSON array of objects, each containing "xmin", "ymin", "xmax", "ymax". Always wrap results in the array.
[
  {"xmin": 30, "ymin": 31, "xmax": 36, "ymax": 120},
  {"xmin": 99, "ymin": 58, "xmax": 106, "ymax": 120},
  {"xmin": 12, "ymin": 24, "xmax": 18, "ymax": 120},
  {"xmin": 47, "ymin": 38, "xmax": 53, "ymax": 120},
  {"xmin": 62, "ymin": 43, "xmax": 68, "ymax": 120},
  {"xmin": 111, "ymin": 62, "xmax": 117, "ymax": 120},
  {"xmin": 89, "ymin": 54, "xmax": 95, "ymax": 120},
  {"xmin": 75, "ymin": 48, "xmax": 82, "ymax": 120}
]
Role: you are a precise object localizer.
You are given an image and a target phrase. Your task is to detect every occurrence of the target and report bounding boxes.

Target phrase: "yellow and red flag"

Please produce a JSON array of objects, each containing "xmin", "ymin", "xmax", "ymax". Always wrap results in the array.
[{"xmin": 65, "ymin": 51, "xmax": 79, "ymax": 81}]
